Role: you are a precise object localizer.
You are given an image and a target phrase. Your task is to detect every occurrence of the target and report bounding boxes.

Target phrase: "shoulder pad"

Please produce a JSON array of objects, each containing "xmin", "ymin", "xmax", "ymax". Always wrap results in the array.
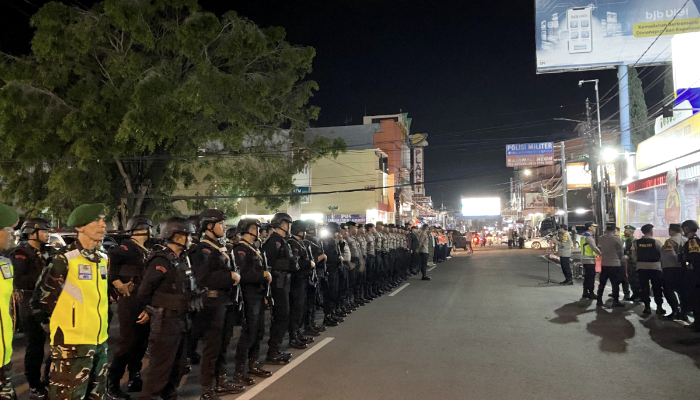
[
  {"xmin": 148, "ymin": 250, "xmax": 177, "ymax": 264},
  {"xmin": 64, "ymin": 249, "xmax": 81, "ymax": 261}
]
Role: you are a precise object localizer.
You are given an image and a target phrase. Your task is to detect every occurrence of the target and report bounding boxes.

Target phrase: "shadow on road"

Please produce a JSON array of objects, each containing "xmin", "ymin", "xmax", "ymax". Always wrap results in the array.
[
  {"xmin": 586, "ymin": 307, "xmax": 635, "ymax": 353},
  {"xmin": 641, "ymin": 316, "xmax": 700, "ymax": 370},
  {"xmin": 550, "ymin": 301, "xmax": 595, "ymax": 324}
]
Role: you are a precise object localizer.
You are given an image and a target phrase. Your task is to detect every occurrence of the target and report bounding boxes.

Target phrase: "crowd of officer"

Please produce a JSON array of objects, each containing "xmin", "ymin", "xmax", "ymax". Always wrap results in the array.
[
  {"xmin": 552, "ymin": 219, "xmax": 700, "ymax": 329},
  {"xmin": 0, "ymin": 203, "xmax": 434, "ymax": 400}
]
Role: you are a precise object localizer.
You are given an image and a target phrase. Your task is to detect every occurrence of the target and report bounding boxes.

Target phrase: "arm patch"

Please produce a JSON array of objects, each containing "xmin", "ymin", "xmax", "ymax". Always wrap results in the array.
[{"xmin": 156, "ymin": 266, "xmax": 167, "ymax": 273}]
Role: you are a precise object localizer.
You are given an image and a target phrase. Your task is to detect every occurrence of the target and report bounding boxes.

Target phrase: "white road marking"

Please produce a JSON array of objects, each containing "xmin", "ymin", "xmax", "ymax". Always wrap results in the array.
[
  {"xmin": 428, "ymin": 265, "xmax": 438, "ymax": 272},
  {"xmin": 388, "ymin": 283, "xmax": 410, "ymax": 297},
  {"xmin": 233, "ymin": 337, "xmax": 335, "ymax": 400}
]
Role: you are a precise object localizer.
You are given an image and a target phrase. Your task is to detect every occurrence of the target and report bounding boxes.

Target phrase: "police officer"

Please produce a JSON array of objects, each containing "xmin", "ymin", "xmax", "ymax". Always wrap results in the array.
[
  {"xmin": 189, "ymin": 209, "xmax": 243, "ymax": 399},
  {"xmin": 346, "ymin": 222, "xmax": 364, "ymax": 308},
  {"xmin": 303, "ymin": 221, "xmax": 328, "ymax": 331},
  {"xmin": 232, "ymin": 219, "xmax": 273, "ymax": 386},
  {"xmin": 32, "ymin": 204, "xmax": 110, "ymax": 400},
  {"xmin": 263, "ymin": 213, "xmax": 297, "ymax": 364},
  {"xmin": 137, "ymin": 217, "xmax": 201, "ymax": 400},
  {"xmin": 364, "ymin": 224, "xmax": 378, "ymax": 299},
  {"xmin": 622, "ymin": 225, "xmax": 641, "ymax": 302},
  {"xmin": 354, "ymin": 225, "xmax": 369, "ymax": 304},
  {"xmin": 337, "ymin": 225, "xmax": 352, "ymax": 314},
  {"xmin": 287, "ymin": 221, "xmax": 315, "ymax": 349},
  {"xmin": 579, "ymin": 222, "xmax": 601, "ymax": 300},
  {"xmin": 10, "ymin": 217, "xmax": 52, "ymax": 400},
  {"xmin": 322, "ymin": 222, "xmax": 345, "ymax": 325},
  {"xmin": 681, "ymin": 220, "xmax": 700, "ymax": 331},
  {"xmin": 633, "ymin": 224, "xmax": 664, "ymax": 315},
  {"xmin": 661, "ymin": 223, "xmax": 688, "ymax": 321},
  {"xmin": 0, "ymin": 204, "xmax": 19, "ymax": 400},
  {"xmin": 107, "ymin": 215, "xmax": 153, "ymax": 400}
]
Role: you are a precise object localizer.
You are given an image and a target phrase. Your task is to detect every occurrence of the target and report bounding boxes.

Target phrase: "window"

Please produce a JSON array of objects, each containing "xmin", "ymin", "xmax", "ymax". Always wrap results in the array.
[{"xmin": 378, "ymin": 157, "xmax": 388, "ymax": 173}]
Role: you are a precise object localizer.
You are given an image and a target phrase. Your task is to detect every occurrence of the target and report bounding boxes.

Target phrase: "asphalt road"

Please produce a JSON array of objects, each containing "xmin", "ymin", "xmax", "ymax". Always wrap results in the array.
[{"xmin": 11, "ymin": 245, "xmax": 700, "ymax": 399}]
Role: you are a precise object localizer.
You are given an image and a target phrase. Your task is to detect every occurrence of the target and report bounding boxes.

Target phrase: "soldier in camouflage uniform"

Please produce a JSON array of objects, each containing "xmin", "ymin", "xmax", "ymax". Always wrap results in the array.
[
  {"xmin": 32, "ymin": 204, "xmax": 110, "ymax": 400},
  {"xmin": 0, "ymin": 204, "xmax": 19, "ymax": 400}
]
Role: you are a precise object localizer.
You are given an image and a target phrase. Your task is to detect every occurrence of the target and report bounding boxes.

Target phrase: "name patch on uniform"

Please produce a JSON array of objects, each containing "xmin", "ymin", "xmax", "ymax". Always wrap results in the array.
[
  {"xmin": 100, "ymin": 265, "xmax": 108, "ymax": 277},
  {"xmin": 78, "ymin": 264, "xmax": 93, "ymax": 280},
  {"xmin": 1, "ymin": 263, "xmax": 12, "ymax": 279}
]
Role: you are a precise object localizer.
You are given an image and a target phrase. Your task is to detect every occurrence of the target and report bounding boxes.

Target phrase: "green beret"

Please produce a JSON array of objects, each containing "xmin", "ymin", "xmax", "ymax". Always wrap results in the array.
[
  {"xmin": 624, "ymin": 225, "xmax": 636, "ymax": 231},
  {"xmin": 0, "ymin": 204, "xmax": 19, "ymax": 229},
  {"xmin": 67, "ymin": 203, "xmax": 106, "ymax": 227}
]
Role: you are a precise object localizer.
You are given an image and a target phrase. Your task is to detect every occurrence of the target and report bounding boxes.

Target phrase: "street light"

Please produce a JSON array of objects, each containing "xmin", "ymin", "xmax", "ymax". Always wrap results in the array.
[
  {"xmin": 603, "ymin": 148, "xmax": 637, "ymax": 162},
  {"xmin": 523, "ymin": 169, "xmax": 532, "ymax": 176},
  {"xmin": 575, "ymin": 208, "xmax": 588, "ymax": 215}
]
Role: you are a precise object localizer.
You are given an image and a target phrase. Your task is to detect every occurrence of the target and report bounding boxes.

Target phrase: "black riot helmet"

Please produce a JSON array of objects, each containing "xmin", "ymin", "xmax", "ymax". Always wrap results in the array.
[
  {"xmin": 20, "ymin": 218, "xmax": 51, "ymax": 242},
  {"xmin": 225, "ymin": 227, "xmax": 238, "ymax": 240},
  {"xmin": 126, "ymin": 215, "xmax": 153, "ymax": 236},
  {"xmin": 160, "ymin": 217, "xmax": 196, "ymax": 244},
  {"xmin": 682, "ymin": 220, "xmax": 699, "ymax": 233},
  {"xmin": 291, "ymin": 220, "xmax": 307, "ymax": 236},
  {"xmin": 326, "ymin": 222, "xmax": 341, "ymax": 234},
  {"xmin": 271, "ymin": 212, "xmax": 293, "ymax": 234},
  {"xmin": 199, "ymin": 209, "xmax": 227, "ymax": 232},
  {"xmin": 237, "ymin": 218, "xmax": 261, "ymax": 239},
  {"xmin": 305, "ymin": 220, "xmax": 318, "ymax": 234}
]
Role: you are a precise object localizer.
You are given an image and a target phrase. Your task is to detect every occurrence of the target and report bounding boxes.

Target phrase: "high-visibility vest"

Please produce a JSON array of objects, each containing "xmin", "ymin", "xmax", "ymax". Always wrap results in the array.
[
  {"xmin": 50, "ymin": 249, "xmax": 109, "ymax": 346},
  {"xmin": 0, "ymin": 256, "xmax": 13, "ymax": 366}
]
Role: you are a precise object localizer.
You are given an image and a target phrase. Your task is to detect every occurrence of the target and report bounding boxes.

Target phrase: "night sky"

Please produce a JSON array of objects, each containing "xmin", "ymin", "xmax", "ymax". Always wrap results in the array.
[{"xmin": 1, "ymin": 0, "xmax": 668, "ymax": 210}]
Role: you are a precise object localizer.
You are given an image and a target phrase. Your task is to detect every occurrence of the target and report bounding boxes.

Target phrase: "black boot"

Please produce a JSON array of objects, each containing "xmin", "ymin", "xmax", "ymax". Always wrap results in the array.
[
  {"xmin": 215, "ymin": 375, "xmax": 245, "ymax": 394},
  {"xmin": 642, "ymin": 304, "xmax": 652, "ymax": 314},
  {"xmin": 323, "ymin": 316, "xmax": 339, "ymax": 327},
  {"xmin": 296, "ymin": 330, "xmax": 314, "ymax": 343},
  {"xmin": 233, "ymin": 364, "xmax": 256, "ymax": 385},
  {"xmin": 655, "ymin": 306, "xmax": 666, "ymax": 315},
  {"xmin": 289, "ymin": 335, "xmax": 308, "ymax": 350},
  {"xmin": 126, "ymin": 372, "xmax": 142, "ymax": 392},
  {"xmin": 200, "ymin": 389, "xmax": 219, "ymax": 400},
  {"xmin": 28, "ymin": 387, "xmax": 48, "ymax": 400},
  {"xmin": 248, "ymin": 360, "xmax": 273, "ymax": 378},
  {"xmin": 266, "ymin": 351, "xmax": 291, "ymax": 365},
  {"xmin": 106, "ymin": 379, "xmax": 130, "ymax": 400}
]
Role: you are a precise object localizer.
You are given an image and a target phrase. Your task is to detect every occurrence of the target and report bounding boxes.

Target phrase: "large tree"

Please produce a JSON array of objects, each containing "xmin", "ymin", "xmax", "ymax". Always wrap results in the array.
[
  {"xmin": 628, "ymin": 66, "xmax": 653, "ymax": 150},
  {"xmin": 0, "ymin": 0, "xmax": 344, "ymax": 226}
]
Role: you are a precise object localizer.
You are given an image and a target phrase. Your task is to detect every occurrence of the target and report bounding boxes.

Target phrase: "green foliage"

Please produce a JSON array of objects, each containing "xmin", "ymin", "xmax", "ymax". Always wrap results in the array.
[
  {"xmin": 628, "ymin": 66, "xmax": 653, "ymax": 150},
  {"xmin": 0, "ymin": 0, "xmax": 344, "ymax": 226},
  {"xmin": 663, "ymin": 64, "xmax": 674, "ymax": 98}
]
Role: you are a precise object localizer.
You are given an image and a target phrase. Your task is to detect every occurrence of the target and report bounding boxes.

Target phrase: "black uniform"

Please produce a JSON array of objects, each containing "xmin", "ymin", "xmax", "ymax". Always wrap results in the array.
[
  {"xmin": 10, "ymin": 243, "xmax": 50, "ymax": 392},
  {"xmin": 188, "ymin": 239, "xmax": 235, "ymax": 391},
  {"xmin": 408, "ymin": 232, "xmax": 420, "ymax": 276},
  {"xmin": 107, "ymin": 239, "xmax": 151, "ymax": 387},
  {"xmin": 304, "ymin": 236, "xmax": 323, "ymax": 329},
  {"xmin": 683, "ymin": 235, "xmax": 700, "ymax": 322},
  {"xmin": 322, "ymin": 237, "xmax": 341, "ymax": 317},
  {"xmin": 137, "ymin": 247, "xmax": 195, "ymax": 400},
  {"xmin": 288, "ymin": 237, "xmax": 312, "ymax": 338},
  {"xmin": 262, "ymin": 232, "xmax": 297, "ymax": 355},
  {"xmin": 233, "ymin": 241, "xmax": 268, "ymax": 367}
]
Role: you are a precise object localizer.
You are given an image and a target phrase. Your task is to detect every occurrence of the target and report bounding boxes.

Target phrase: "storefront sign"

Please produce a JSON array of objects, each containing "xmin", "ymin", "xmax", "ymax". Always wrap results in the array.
[
  {"xmin": 326, "ymin": 214, "xmax": 366, "ymax": 224},
  {"xmin": 637, "ymin": 112, "xmax": 700, "ymax": 170},
  {"xmin": 501, "ymin": 209, "xmax": 519, "ymax": 217},
  {"xmin": 525, "ymin": 193, "xmax": 548, "ymax": 208},
  {"xmin": 665, "ymin": 170, "xmax": 681, "ymax": 224},
  {"xmin": 506, "ymin": 142, "xmax": 554, "ymax": 167},
  {"xmin": 566, "ymin": 162, "xmax": 617, "ymax": 188},
  {"xmin": 414, "ymin": 196, "xmax": 431, "ymax": 204},
  {"xmin": 413, "ymin": 148, "xmax": 425, "ymax": 196}
]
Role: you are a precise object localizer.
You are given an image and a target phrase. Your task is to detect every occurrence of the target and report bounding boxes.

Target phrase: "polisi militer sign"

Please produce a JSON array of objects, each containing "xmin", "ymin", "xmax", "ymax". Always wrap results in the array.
[{"xmin": 506, "ymin": 142, "xmax": 554, "ymax": 167}]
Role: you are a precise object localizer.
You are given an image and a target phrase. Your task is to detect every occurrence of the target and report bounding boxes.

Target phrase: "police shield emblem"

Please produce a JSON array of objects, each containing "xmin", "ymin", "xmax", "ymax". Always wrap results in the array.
[{"xmin": 1, "ymin": 263, "xmax": 12, "ymax": 279}]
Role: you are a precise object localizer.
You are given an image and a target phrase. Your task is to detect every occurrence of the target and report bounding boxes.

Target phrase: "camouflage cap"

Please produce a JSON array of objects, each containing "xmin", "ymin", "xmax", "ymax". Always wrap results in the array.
[
  {"xmin": 0, "ymin": 204, "xmax": 19, "ymax": 229},
  {"xmin": 67, "ymin": 203, "xmax": 106, "ymax": 227}
]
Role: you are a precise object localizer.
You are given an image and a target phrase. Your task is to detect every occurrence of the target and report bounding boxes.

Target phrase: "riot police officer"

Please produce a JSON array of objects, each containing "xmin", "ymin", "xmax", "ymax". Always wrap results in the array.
[
  {"xmin": 0, "ymin": 204, "xmax": 19, "ymax": 400},
  {"xmin": 262, "ymin": 213, "xmax": 297, "ymax": 364},
  {"xmin": 107, "ymin": 215, "xmax": 153, "ymax": 400},
  {"xmin": 10, "ymin": 217, "xmax": 52, "ymax": 400},
  {"xmin": 322, "ymin": 222, "xmax": 345, "ymax": 325},
  {"xmin": 681, "ymin": 220, "xmax": 700, "ymax": 331},
  {"xmin": 137, "ymin": 217, "xmax": 202, "ymax": 400},
  {"xmin": 303, "ymin": 222, "xmax": 328, "ymax": 331},
  {"xmin": 287, "ymin": 221, "xmax": 315, "ymax": 349},
  {"xmin": 189, "ymin": 209, "xmax": 243, "ymax": 399},
  {"xmin": 232, "ymin": 219, "xmax": 273, "ymax": 386}
]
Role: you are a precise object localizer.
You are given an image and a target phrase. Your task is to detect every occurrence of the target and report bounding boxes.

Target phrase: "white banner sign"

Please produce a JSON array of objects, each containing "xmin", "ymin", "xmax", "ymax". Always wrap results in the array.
[{"xmin": 525, "ymin": 193, "xmax": 548, "ymax": 208}]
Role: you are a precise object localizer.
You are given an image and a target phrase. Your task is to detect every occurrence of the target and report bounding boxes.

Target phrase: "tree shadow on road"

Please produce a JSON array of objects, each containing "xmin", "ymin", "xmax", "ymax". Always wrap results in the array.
[
  {"xmin": 550, "ymin": 301, "xmax": 595, "ymax": 324},
  {"xmin": 586, "ymin": 307, "xmax": 635, "ymax": 353},
  {"xmin": 640, "ymin": 315, "xmax": 700, "ymax": 370}
]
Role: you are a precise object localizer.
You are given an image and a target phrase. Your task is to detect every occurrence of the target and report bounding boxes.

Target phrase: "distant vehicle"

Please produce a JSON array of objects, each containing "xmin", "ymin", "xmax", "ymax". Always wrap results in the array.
[
  {"xmin": 500, "ymin": 234, "xmax": 509, "ymax": 244},
  {"xmin": 524, "ymin": 236, "xmax": 552, "ymax": 250},
  {"xmin": 538, "ymin": 217, "xmax": 558, "ymax": 237},
  {"xmin": 449, "ymin": 230, "xmax": 468, "ymax": 250},
  {"xmin": 472, "ymin": 235, "xmax": 480, "ymax": 247}
]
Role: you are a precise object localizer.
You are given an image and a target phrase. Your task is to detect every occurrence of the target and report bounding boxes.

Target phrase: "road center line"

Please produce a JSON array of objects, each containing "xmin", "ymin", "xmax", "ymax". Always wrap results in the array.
[
  {"xmin": 233, "ymin": 337, "xmax": 335, "ymax": 400},
  {"xmin": 388, "ymin": 283, "xmax": 410, "ymax": 296},
  {"xmin": 428, "ymin": 265, "xmax": 438, "ymax": 272}
]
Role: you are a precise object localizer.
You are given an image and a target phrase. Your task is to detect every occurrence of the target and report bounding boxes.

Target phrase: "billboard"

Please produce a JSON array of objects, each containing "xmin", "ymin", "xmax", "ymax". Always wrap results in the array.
[
  {"xmin": 413, "ymin": 148, "xmax": 425, "ymax": 195},
  {"xmin": 672, "ymin": 31, "xmax": 700, "ymax": 114},
  {"xmin": 566, "ymin": 162, "xmax": 617, "ymax": 188},
  {"xmin": 525, "ymin": 193, "xmax": 549, "ymax": 208},
  {"xmin": 535, "ymin": 0, "xmax": 700, "ymax": 73},
  {"xmin": 461, "ymin": 197, "xmax": 501, "ymax": 217},
  {"xmin": 506, "ymin": 142, "xmax": 554, "ymax": 167},
  {"xmin": 326, "ymin": 214, "xmax": 366, "ymax": 224}
]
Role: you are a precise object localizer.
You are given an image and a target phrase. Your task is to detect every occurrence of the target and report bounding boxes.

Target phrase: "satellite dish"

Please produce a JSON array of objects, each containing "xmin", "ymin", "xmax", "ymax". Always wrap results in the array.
[{"xmin": 408, "ymin": 133, "xmax": 428, "ymax": 147}]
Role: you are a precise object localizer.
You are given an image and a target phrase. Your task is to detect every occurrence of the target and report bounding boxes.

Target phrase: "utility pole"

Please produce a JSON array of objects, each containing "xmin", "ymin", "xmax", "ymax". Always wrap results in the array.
[
  {"xmin": 560, "ymin": 141, "xmax": 568, "ymax": 226},
  {"xmin": 586, "ymin": 98, "xmax": 601, "ymax": 231}
]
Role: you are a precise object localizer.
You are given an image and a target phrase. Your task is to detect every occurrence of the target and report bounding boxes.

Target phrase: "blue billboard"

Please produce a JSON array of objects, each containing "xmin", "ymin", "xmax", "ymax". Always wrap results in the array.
[{"xmin": 535, "ymin": 0, "xmax": 700, "ymax": 73}]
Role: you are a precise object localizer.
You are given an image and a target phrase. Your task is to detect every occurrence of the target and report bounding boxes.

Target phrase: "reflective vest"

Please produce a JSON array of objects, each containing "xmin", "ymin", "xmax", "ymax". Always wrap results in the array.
[
  {"xmin": 580, "ymin": 232, "xmax": 596, "ymax": 261},
  {"xmin": 50, "ymin": 249, "xmax": 109, "ymax": 346},
  {"xmin": 0, "ymin": 256, "xmax": 13, "ymax": 366}
]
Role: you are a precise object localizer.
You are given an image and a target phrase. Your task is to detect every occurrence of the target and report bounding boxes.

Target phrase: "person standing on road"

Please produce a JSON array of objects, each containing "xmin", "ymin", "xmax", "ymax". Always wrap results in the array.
[
  {"xmin": 0, "ymin": 204, "xmax": 19, "ymax": 400},
  {"xmin": 409, "ymin": 226, "xmax": 420, "ymax": 277},
  {"xmin": 465, "ymin": 230, "xmax": 473, "ymax": 253},
  {"xmin": 579, "ymin": 223, "xmax": 601, "ymax": 300},
  {"xmin": 661, "ymin": 223, "xmax": 688, "ymax": 321},
  {"xmin": 622, "ymin": 225, "xmax": 640, "ymax": 302},
  {"xmin": 303, "ymin": 222, "xmax": 329, "ymax": 329},
  {"xmin": 107, "ymin": 215, "xmax": 153, "ymax": 400},
  {"xmin": 137, "ymin": 217, "xmax": 199, "ymax": 400},
  {"xmin": 287, "ymin": 221, "xmax": 314, "ymax": 350},
  {"xmin": 596, "ymin": 225, "xmax": 625, "ymax": 308},
  {"xmin": 32, "ymin": 204, "xmax": 110, "ymax": 400},
  {"xmin": 632, "ymin": 224, "xmax": 665, "ymax": 316},
  {"xmin": 189, "ymin": 209, "xmax": 244, "ymax": 399},
  {"xmin": 551, "ymin": 224, "xmax": 573, "ymax": 285},
  {"xmin": 263, "ymin": 213, "xmax": 296, "ymax": 364},
  {"xmin": 681, "ymin": 220, "xmax": 700, "ymax": 331},
  {"xmin": 418, "ymin": 225, "xmax": 431, "ymax": 277},
  {"xmin": 10, "ymin": 217, "xmax": 52, "ymax": 400},
  {"xmin": 231, "ymin": 218, "xmax": 273, "ymax": 387}
]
